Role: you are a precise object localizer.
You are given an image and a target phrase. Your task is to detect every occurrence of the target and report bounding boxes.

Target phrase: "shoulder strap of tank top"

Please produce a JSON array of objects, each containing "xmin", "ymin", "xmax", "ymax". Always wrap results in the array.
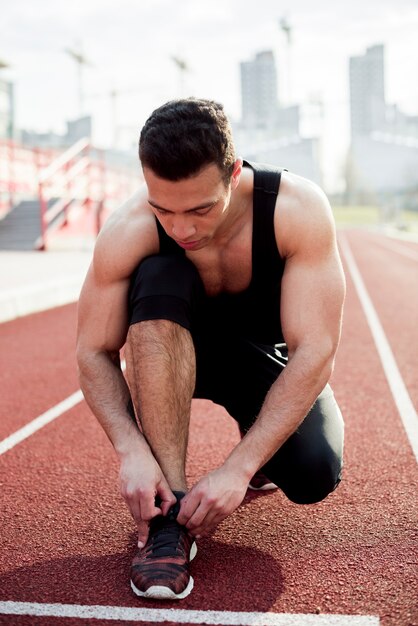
[{"xmin": 244, "ymin": 160, "xmax": 285, "ymax": 281}]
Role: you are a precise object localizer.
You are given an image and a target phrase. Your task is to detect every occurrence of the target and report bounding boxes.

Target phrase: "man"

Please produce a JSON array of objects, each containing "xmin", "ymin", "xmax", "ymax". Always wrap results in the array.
[{"xmin": 76, "ymin": 98, "xmax": 345, "ymax": 601}]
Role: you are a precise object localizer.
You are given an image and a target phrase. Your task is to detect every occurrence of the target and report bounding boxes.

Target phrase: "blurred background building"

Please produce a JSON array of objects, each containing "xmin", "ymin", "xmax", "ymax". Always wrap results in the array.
[
  {"xmin": 1, "ymin": 4, "xmax": 418, "ymax": 251},
  {"xmin": 347, "ymin": 44, "xmax": 418, "ymax": 208},
  {"xmin": 233, "ymin": 49, "xmax": 321, "ymax": 185},
  {"xmin": 0, "ymin": 75, "xmax": 14, "ymax": 140},
  {"xmin": 21, "ymin": 115, "xmax": 92, "ymax": 149}
]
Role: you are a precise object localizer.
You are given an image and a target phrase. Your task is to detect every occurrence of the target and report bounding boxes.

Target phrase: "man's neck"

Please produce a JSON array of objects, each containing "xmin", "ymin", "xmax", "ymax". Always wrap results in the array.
[{"xmin": 211, "ymin": 166, "xmax": 253, "ymax": 247}]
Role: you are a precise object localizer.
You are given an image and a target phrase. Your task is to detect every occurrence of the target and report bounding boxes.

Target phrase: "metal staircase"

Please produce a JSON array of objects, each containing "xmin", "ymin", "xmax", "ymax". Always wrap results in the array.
[
  {"xmin": 0, "ymin": 200, "xmax": 47, "ymax": 250},
  {"xmin": 0, "ymin": 136, "xmax": 138, "ymax": 251},
  {"xmin": 0, "ymin": 199, "xmax": 67, "ymax": 250}
]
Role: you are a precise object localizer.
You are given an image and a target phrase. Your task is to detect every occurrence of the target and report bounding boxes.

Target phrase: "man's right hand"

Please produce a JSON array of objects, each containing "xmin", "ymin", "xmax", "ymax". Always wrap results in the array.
[{"xmin": 118, "ymin": 448, "xmax": 177, "ymax": 547}]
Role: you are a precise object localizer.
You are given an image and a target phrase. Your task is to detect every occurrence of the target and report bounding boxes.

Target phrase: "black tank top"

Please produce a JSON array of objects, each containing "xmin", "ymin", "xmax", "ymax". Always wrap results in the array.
[{"xmin": 156, "ymin": 160, "xmax": 286, "ymax": 345}]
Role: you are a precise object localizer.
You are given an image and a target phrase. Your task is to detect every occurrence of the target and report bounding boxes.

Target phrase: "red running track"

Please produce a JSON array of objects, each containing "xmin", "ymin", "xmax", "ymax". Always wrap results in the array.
[{"xmin": 0, "ymin": 228, "xmax": 417, "ymax": 626}]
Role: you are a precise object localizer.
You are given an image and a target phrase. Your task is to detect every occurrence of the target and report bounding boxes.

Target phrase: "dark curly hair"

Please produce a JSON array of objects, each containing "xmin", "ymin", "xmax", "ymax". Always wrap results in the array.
[{"xmin": 139, "ymin": 98, "xmax": 236, "ymax": 184}]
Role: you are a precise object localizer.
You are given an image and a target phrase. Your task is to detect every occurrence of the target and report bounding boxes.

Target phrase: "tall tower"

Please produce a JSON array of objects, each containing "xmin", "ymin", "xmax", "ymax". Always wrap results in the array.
[
  {"xmin": 240, "ymin": 51, "xmax": 278, "ymax": 128},
  {"xmin": 349, "ymin": 44, "xmax": 386, "ymax": 138}
]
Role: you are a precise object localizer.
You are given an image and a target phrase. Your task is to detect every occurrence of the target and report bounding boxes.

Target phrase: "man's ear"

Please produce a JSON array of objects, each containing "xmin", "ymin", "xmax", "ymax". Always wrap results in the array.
[{"xmin": 231, "ymin": 158, "xmax": 243, "ymax": 189}]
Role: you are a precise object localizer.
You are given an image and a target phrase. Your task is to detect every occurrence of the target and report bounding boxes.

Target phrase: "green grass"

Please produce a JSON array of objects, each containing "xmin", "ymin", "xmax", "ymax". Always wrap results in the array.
[
  {"xmin": 332, "ymin": 205, "xmax": 379, "ymax": 226},
  {"xmin": 332, "ymin": 205, "xmax": 418, "ymax": 232}
]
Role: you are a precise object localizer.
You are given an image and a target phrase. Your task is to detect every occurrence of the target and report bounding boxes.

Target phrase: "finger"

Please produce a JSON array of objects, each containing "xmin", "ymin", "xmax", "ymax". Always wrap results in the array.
[
  {"xmin": 177, "ymin": 491, "xmax": 200, "ymax": 526},
  {"xmin": 124, "ymin": 498, "xmax": 149, "ymax": 547},
  {"xmin": 127, "ymin": 497, "xmax": 142, "ymax": 528},
  {"xmin": 184, "ymin": 502, "xmax": 208, "ymax": 532},
  {"xmin": 190, "ymin": 509, "xmax": 227, "ymax": 538},
  {"xmin": 158, "ymin": 484, "xmax": 177, "ymax": 516},
  {"xmin": 137, "ymin": 519, "xmax": 150, "ymax": 548},
  {"xmin": 139, "ymin": 489, "xmax": 162, "ymax": 522}
]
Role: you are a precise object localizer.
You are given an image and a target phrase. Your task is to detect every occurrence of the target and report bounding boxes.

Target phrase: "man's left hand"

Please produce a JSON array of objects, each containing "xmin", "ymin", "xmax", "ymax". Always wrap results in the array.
[{"xmin": 177, "ymin": 466, "xmax": 249, "ymax": 537}]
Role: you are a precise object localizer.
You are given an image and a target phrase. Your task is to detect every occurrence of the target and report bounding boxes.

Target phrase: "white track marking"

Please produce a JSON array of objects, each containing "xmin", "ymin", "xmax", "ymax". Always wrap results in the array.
[
  {"xmin": 0, "ymin": 601, "xmax": 380, "ymax": 625},
  {"xmin": 339, "ymin": 235, "xmax": 418, "ymax": 463},
  {"xmin": 0, "ymin": 362, "xmax": 126, "ymax": 456},
  {"xmin": 0, "ymin": 391, "xmax": 83, "ymax": 455}
]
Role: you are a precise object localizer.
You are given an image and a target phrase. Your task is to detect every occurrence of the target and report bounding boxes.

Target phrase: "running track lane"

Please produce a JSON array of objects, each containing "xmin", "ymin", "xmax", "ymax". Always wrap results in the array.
[
  {"xmin": 0, "ymin": 230, "xmax": 416, "ymax": 625},
  {"xmin": 342, "ymin": 228, "xmax": 418, "ymax": 410},
  {"xmin": 0, "ymin": 304, "xmax": 80, "ymax": 441}
]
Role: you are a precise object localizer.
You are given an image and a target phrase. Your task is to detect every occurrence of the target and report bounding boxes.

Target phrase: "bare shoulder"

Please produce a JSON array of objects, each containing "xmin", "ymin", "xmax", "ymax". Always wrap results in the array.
[
  {"xmin": 92, "ymin": 184, "xmax": 159, "ymax": 284},
  {"xmin": 275, "ymin": 171, "xmax": 336, "ymax": 259}
]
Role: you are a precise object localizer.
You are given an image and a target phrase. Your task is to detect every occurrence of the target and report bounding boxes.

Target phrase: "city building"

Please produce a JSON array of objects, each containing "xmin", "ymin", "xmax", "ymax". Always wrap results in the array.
[
  {"xmin": 0, "ymin": 78, "xmax": 14, "ymax": 140},
  {"xmin": 240, "ymin": 50, "xmax": 279, "ymax": 129},
  {"xmin": 21, "ymin": 115, "xmax": 92, "ymax": 149},
  {"xmin": 237, "ymin": 50, "xmax": 321, "ymax": 185},
  {"xmin": 347, "ymin": 43, "xmax": 418, "ymax": 205},
  {"xmin": 349, "ymin": 44, "xmax": 386, "ymax": 137}
]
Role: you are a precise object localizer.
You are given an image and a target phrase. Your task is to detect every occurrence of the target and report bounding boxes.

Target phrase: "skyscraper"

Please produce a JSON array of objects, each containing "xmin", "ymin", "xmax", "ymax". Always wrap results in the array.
[
  {"xmin": 349, "ymin": 44, "xmax": 386, "ymax": 137},
  {"xmin": 0, "ymin": 78, "xmax": 14, "ymax": 139},
  {"xmin": 347, "ymin": 43, "xmax": 418, "ymax": 199},
  {"xmin": 240, "ymin": 51, "xmax": 278, "ymax": 128}
]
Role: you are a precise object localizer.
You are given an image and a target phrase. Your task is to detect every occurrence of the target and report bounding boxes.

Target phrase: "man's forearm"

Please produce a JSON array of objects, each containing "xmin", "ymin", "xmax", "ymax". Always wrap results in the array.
[
  {"xmin": 78, "ymin": 351, "xmax": 148, "ymax": 457},
  {"xmin": 224, "ymin": 345, "xmax": 334, "ymax": 479}
]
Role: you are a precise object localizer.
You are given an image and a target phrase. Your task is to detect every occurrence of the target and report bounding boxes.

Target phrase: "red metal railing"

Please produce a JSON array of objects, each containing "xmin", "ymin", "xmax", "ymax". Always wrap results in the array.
[
  {"xmin": 0, "ymin": 137, "xmax": 140, "ymax": 250},
  {"xmin": 0, "ymin": 140, "xmax": 58, "ymax": 217},
  {"xmin": 37, "ymin": 138, "xmax": 94, "ymax": 250}
]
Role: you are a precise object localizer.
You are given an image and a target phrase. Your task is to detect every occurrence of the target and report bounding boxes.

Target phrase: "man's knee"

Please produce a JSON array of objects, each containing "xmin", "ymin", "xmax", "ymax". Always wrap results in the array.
[
  {"xmin": 264, "ymin": 445, "xmax": 343, "ymax": 505},
  {"xmin": 129, "ymin": 255, "xmax": 203, "ymax": 330},
  {"xmin": 280, "ymin": 452, "xmax": 342, "ymax": 504}
]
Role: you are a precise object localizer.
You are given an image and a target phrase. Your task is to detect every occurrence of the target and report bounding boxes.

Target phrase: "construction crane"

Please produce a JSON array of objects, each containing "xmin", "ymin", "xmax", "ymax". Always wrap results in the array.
[
  {"xmin": 171, "ymin": 56, "xmax": 189, "ymax": 97},
  {"xmin": 87, "ymin": 85, "xmax": 144, "ymax": 149},
  {"xmin": 64, "ymin": 45, "xmax": 92, "ymax": 117},
  {"xmin": 279, "ymin": 16, "xmax": 293, "ymax": 105}
]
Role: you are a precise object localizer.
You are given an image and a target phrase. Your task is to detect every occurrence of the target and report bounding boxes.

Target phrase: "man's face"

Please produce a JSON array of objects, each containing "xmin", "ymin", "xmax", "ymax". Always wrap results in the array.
[{"xmin": 144, "ymin": 161, "xmax": 241, "ymax": 251}]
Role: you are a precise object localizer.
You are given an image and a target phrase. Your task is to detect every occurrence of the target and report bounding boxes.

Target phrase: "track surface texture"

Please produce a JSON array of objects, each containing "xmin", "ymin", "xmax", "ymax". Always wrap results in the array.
[{"xmin": 0, "ymin": 228, "xmax": 417, "ymax": 626}]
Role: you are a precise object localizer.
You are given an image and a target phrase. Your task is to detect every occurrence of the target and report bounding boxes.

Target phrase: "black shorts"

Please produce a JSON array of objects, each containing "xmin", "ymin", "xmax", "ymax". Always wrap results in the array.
[{"xmin": 128, "ymin": 254, "xmax": 344, "ymax": 504}]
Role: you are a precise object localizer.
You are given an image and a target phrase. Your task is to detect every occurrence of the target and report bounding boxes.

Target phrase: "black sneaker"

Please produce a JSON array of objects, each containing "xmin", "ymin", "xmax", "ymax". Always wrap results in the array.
[
  {"xmin": 248, "ymin": 470, "xmax": 278, "ymax": 491},
  {"xmin": 130, "ymin": 491, "xmax": 197, "ymax": 600}
]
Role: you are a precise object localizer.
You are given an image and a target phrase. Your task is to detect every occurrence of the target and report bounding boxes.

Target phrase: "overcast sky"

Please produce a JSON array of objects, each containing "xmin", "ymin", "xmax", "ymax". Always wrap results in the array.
[{"xmin": 1, "ymin": 0, "xmax": 417, "ymax": 190}]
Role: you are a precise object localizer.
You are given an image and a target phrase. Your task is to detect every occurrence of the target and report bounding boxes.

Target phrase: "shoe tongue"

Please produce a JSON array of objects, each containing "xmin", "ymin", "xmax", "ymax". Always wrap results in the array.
[
  {"xmin": 170, "ymin": 490, "xmax": 186, "ymax": 519},
  {"xmin": 155, "ymin": 490, "xmax": 186, "ymax": 520},
  {"xmin": 148, "ymin": 498, "xmax": 187, "ymax": 557}
]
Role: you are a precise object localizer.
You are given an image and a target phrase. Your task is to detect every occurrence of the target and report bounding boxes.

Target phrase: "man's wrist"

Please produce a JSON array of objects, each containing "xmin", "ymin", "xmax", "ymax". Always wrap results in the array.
[
  {"xmin": 113, "ymin": 422, "xmax": 150, "ymax": 460},
  {"xmin": 222, "ymin": 448, "xmax": 258, "ymax": 483}
]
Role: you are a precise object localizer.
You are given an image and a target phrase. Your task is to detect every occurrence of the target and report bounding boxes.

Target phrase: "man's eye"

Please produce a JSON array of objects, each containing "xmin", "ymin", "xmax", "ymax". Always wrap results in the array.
[
  {"xmin": 195, "ymin": 205, "xmax": 214, "ymax": 215},
  {"xmin": 156, "ymin": 208, "xmax": 168, "ymax": 215}
]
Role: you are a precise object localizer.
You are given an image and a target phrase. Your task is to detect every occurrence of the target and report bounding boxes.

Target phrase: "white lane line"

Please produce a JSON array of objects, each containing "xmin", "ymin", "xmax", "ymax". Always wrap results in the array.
[
  {"xmin": 339, "ymin": 235, "xmax": 418, "ymax": 463},
  {"xmin": 0, "ymin": 361, "xmax": 127, "ymax": 456},
  {"xmin": 0, "ymin": 601, "xmax": 380, "ymax": 625},
  {"xmin": 0, "ymin": 391, "xmax": 84, "ymax": 456}
]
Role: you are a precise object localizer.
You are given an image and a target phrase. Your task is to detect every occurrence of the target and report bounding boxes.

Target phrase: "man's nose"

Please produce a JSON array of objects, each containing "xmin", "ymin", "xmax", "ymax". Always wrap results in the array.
[{"xmin": 172, "ymin": 219, "xmax": 196, "ymax": 240}]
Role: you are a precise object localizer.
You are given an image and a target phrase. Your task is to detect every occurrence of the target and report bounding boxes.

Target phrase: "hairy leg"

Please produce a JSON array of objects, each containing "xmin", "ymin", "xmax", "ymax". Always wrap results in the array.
[{"xmin": 125, "ymin": 319, "xmax": 196, "ymax": 492}]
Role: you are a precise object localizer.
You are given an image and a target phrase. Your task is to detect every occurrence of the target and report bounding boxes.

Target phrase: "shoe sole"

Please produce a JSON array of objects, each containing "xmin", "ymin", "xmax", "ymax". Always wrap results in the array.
[
  {"xmin": 130, "ymin": 542, "xmax": 197, "ymax": 600},
  {"xmin": 248, "ymin": 482, "xmax": 278, "ymax": 491}
]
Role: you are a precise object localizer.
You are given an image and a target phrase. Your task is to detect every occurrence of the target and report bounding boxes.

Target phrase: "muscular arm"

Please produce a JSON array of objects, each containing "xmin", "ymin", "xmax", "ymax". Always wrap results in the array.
[
  {"xmin": 76, "ymin": 194, "xmax": 176, "ymax": 543},
  {"xmin": 76, "ymin": 261, "xmax": 138, "ymax": 453},
  {"xmin": 77, "ymin": 193, "xmax": 152, "ymax": 450},
  {"xmin": 225, "ymin": 177, "xmax": 346, "ymax": 475},
  {"xmin": 178, "ymin": 175, "xmax": 346, "ymax": 535}
]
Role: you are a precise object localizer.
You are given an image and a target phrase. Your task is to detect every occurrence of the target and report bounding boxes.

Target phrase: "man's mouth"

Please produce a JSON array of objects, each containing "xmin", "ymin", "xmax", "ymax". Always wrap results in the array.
[{"xmin": 175, "ymin": 239, "xmax": 202, "ymax": 250}]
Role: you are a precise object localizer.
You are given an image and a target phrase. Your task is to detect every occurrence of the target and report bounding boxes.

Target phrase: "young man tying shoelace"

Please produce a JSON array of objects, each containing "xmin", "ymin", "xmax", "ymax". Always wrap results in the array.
[{"xmin": 76, "ymin": 98, "xmax": 345, "ymax": 600}]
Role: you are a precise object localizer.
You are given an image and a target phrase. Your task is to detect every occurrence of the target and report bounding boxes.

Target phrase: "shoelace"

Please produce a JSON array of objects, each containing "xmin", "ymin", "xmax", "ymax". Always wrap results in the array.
[{"xmin": 144, "ymin": 515, "xmax": 185, "ymax": 558}]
